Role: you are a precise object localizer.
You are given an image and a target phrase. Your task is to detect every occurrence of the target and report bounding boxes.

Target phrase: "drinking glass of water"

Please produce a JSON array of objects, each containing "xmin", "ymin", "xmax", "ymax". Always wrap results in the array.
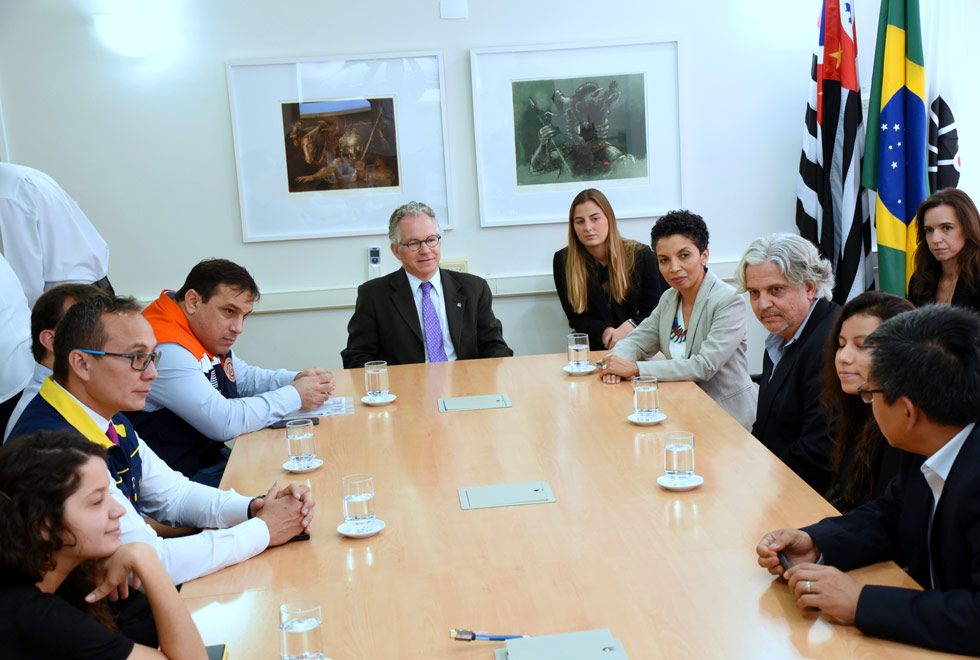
[
  {"xmin": 632, "ymin": 376, "xmax": 659, "ymax": 421},
  {"xmin": 664, "ymin": 430, "xmax": 696, "ymax": 484},
  {"xmin": 567, "ymin": 333, "xmax": 590, "ymax": 370},
  {"xmin": 342, "ymin": 473, "xmax": 376, "ymax": 532},
  {"xmin": 279, "ymin": 600, "xmax": 326, "ymax": 660},
  {"xmin": 364, "ymin": 361, "xmax": 389, "ymax": 401},
  {"xmin": 286, "ymin": 419, "xmax": 316, "ymax": 469}
]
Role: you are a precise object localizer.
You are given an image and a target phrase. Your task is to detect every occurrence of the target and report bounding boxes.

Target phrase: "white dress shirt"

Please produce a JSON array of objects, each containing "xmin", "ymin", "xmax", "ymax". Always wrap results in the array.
[
  {"xmin": 0, "ymin": 254, "xmax": 32, "ymax": 401},
  {"xmin": 3, "ymin": 362, "xmax": 49, "ymax": 441},
  {"xmin": 404, "ymin": 269, "xmax": 457, "ymax": 362},
  {"xmin": 53, "ymin": 380, "xmax": 271, "ymax": 585},
  {"xmin": 141, "ymin": 345, "xmax": 300, "ymax": 440},
  {"xmin": 0, "ymin": 163, "xmax": 109, "ymax": 307}
]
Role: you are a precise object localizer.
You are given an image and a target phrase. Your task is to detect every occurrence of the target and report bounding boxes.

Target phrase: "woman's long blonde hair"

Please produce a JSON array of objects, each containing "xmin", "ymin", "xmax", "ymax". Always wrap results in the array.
[{"xmin": 565, "ymin": 188, "xmax": 638, "ymax": 313}]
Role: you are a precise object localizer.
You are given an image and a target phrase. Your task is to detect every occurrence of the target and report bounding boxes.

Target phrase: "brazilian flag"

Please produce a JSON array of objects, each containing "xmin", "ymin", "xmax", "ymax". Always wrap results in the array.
[{"xmin": 862, "ymin": 0, "xmax": 928, "ymax": 296}]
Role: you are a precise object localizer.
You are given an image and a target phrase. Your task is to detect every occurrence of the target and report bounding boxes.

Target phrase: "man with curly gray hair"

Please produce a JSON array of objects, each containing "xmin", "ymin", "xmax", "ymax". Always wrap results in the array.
[{"xmin": 736, "ymin": 233, "xmax": 840, "ymax": 492}]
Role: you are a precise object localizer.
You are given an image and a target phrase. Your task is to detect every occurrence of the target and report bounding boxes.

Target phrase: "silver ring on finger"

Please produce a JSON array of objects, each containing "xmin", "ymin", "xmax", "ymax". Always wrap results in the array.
[{"xmin": 805, "ymin": 580, "xmax": 812, "ymax": 594}]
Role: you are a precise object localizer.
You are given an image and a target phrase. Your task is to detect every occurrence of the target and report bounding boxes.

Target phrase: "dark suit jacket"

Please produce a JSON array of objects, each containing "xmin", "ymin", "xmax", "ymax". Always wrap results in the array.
[
  {"xmin": 341, "ymin": 268, "xmax": 513, "ymax": 368},
  {"xmin": 802, "ymin": 425, "xmax": 980, "ymax": 655},
  {"xmin": 752, "ymin": 298, "xmax": 840, "ymax": 492},
  {"xmin": 552, "ymin": 245, "xmax": 668, "ymax": 350}
]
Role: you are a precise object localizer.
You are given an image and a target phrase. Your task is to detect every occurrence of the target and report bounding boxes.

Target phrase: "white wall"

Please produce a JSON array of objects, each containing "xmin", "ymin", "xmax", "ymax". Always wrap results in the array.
[{"xmin": 1, "ymin": 0, "xmax": 976, "ymax": 371}]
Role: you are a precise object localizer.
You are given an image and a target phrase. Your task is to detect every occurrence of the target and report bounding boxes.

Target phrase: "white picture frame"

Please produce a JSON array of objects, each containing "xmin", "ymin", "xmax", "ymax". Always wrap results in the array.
[
  {"xmin": 227, "ymin": 51, "xmax": 453, "ymax": 242},
  {"xmin": 470, "ymin": 39, "xmax": 683, "ymax": 227}
]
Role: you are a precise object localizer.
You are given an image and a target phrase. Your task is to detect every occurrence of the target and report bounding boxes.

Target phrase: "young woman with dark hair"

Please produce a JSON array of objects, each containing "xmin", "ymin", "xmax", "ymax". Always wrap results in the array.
[
  {"xmin": 0, "ymin": 430, "xmax": 206, "ymax": 659},
  {"xmin": 820, "ymin": 291, "xmax": 915, "ymax": 512}
]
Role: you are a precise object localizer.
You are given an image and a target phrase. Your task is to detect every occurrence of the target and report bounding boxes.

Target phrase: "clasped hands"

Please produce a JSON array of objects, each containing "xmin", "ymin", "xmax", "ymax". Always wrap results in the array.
[
  {"xmin": 293, "ymin": 366, "xmax": 336, "ymax": 410},
  {"xmin": 756, "ymin": 528, "xmax": 862, "ymax": 624},
  {"xmin": 250, "ymin": 480, "xmax": 316, "ymax": 545}
]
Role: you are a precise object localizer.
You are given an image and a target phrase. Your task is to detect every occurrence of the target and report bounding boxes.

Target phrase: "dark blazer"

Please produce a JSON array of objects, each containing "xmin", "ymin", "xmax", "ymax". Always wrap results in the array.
[
  {"xmin": 752, "ymin": 298, "xmax": 841, "ymax": 492},
  {"xmin": 908, "ymin": 272, "xmax": 980, "ymax": 312},
  {"xmin": 802, "ymin": 425, "xmax": 980, "ymax": 655},
  {"xmin": 553, "ymin": 245, "xmax": 667, "ymax": 350},
  {"xmin": 341, "ymin": 268, "xmax": 513, "ymax": 368}
]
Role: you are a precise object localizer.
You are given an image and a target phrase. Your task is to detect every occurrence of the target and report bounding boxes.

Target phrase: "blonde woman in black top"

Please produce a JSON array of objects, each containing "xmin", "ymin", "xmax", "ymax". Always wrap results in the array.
[{"xmin": 553, "ymin": 188, "xmax": 666, "ymax": 350}]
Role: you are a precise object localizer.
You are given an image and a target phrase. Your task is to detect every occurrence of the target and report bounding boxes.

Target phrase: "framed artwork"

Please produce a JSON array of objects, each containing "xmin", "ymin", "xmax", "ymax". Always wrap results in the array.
[
  {"xmin": 471, "ymin": 39, "xmax": 683, "ymax": 227},
  {"xmin": 227, "ymin": 52, "xmax": 452, "ymax": 242}
]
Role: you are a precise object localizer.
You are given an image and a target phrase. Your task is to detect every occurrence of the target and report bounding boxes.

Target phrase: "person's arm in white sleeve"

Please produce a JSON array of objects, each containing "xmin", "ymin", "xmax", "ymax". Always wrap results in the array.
[
  {"xmin": 145, "ymin": 343, "xmax": 302, "ymax": 440},
  {"xmin": 0, "ymin": 194, "xmax": 45, "ymax": 308},
  {"xmin": 112, "ymin": 451, "xmax": 269, "ymax": 585},
  {"xmin": 232, "ymin": 352, "xmax": 298, "ymax": 397}
]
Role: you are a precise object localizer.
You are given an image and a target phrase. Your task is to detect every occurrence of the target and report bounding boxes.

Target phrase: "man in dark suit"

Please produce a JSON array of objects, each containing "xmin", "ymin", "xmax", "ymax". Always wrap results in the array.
[
  {"xmin": 342, "ymin": 202, "xmax": 513, "ymax": 368},
  {"xmin": 756, "ymin": 305, "xmax": 980, "ymax": 656},
  {"xmin": 736, "ymin": 233, "xmax": 840, "ymax": 492}
]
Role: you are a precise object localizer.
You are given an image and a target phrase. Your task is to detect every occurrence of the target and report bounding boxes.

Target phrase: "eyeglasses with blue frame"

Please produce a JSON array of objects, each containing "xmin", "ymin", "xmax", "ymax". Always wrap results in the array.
[{"xmin": 71, "ymin": 348, "xmax": 161, "ymax": 371}]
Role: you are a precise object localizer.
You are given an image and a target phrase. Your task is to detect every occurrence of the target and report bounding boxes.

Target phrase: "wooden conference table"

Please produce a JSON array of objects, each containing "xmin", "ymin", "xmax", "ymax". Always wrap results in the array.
[{"xmin": 180, "ymin": 353, "xmax": 959, "ymax": 659}]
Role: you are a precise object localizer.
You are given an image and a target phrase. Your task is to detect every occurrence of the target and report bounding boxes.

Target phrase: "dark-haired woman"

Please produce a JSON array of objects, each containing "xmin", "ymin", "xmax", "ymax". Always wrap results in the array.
[
  {"xmin": 821, "ymin": 291, "xmax": 914, "ymax": 512},
  {"xmin": 908, "ymin": 188, "xmax": 980, "ymax": 311},
  {"xmin": 553, "ymin": 188, "xmax": 667, "ymax": 350},
  {"xmin": 601, "ymin": 210, "xmax": 757, "ymax": 429},
  {"xmin": 0, "ymin": 431, "xmax": 207, "ymax": 660}
]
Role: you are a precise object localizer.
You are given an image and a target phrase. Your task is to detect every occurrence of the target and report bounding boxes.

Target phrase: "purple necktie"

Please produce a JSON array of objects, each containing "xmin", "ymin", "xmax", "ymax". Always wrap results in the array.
[
  {"xmin": 106, "ymin": 423, "xmax": 120, "ymax": 446},
  {"xmin": 420, "ymin": 281, "xmax": 448, "ymax": 362}
]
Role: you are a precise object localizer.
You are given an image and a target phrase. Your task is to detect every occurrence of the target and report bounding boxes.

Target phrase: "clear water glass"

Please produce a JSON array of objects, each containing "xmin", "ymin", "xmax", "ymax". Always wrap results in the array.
[
  {"xmin": 364, "ymin": 361, "xmax": 389, "ymax": 400},
  {"xmin": 279, "ymin": 600, "xmax": 326, "ymax": 660},
  {"xmin": 664, "ymin": 430, "xmax": 696, "ymax": 483},
  {"xmin": 632, "ymin": 376, "xmax": 659, "ymax": 420},
  {"xmin": 286, "ymin": 419, "xmax": 316, "ymax": 468},
  {"xmin": 567, "ymin": 333, "xmax": 590, "ymax": 370},
  {"xmin": 342, "ymin": 473, "xmax": 376, "ymax": 531}
]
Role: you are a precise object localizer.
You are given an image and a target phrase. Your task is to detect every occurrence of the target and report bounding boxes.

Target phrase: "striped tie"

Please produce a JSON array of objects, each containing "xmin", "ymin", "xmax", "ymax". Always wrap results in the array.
[{"xmin": 420, "ymin": 282, "xmax": 448, "ymax": 362}]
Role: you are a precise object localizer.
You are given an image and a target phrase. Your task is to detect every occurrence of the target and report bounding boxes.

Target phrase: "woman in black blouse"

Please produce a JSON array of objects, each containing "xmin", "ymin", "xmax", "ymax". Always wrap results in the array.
[
  {"xmin": 553, "ymin": 188, "xmax": 666, "ymax": 350},
  {"xmin": 0, "ymin": 431, "xmax": 206, "ymax": 660},
  {"xmin": 907, "ymin": 188, "xmax": 980, "ymax": 311}
]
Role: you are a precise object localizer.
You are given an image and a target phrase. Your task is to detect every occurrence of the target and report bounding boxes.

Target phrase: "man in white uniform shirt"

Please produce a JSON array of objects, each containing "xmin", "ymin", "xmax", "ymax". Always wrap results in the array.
[
  {"xmin": 0, "ymin": 162, "xmax": 112, "ymax": 306},
  {"xmin": 7, "ymin": 294, "xmax": 315, "ymax": 586},
  {"xmin": 341, "ymin": 201, "xmax": 512, "ymax": 367}
]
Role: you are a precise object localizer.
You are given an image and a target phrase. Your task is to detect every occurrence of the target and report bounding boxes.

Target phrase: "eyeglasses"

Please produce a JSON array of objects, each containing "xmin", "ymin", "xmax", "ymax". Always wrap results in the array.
[
  {"xmin": 72, "ymin": 348, "xmax": 161, "ymax": 371},
  {"xmin": 857, "ymin": 382, "xmax": 886, "ymax": 404},
  {"xmin": 398, "ymin": 234, "xmax": 441, "ymax": 251}
]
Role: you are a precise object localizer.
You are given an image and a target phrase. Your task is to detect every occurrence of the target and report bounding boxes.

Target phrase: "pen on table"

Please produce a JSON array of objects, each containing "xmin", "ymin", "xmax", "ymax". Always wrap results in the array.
[{"xmin": 449, "ymin": 629, "xmax": 531, "ymax": 642}]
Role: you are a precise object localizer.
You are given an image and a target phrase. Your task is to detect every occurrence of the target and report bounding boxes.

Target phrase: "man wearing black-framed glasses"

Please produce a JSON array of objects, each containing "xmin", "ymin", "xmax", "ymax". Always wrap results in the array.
[
  {"xmin": 342, "ymin": 201, "xmax": 513, "ymax": 368},
  {"xmin": 756, "ymin": 305, "xmax": 980, "ymax": 655},
  {"xmin": 8, "ymin": 294, "xmax": 316, "ymax": 589}
]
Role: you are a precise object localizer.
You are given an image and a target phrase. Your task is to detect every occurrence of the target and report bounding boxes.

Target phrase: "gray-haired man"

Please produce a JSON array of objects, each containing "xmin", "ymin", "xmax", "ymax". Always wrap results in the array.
[
  {"xmin": 735, "ymin": 233, "xmax": 840, "ymax": 492},
  {"xmin": 341, "ymin": 202, "xmax": 513, "ymax": 368}
]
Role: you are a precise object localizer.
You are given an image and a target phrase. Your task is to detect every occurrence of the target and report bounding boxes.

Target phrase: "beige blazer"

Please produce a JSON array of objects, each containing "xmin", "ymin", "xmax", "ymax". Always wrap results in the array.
[{"xmin": 610, "ymin": 268, "xmax": 758, "ymax": 430}]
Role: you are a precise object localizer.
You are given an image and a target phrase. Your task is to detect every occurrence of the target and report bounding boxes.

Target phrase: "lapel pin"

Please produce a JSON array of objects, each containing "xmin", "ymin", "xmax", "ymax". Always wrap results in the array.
[{"xmin": 457, "ymin": 302, "xmax": 462, "ymax": 307}]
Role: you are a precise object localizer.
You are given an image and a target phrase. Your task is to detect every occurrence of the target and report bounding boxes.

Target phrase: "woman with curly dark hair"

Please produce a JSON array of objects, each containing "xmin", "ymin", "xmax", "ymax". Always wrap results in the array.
[
  {"xmin": 821, "ymin": 292, "xmax": 914, "ymax": 512},
  {"xmin": 907, "ymin": 188, "xmax": 980, "ymax": 311},
  {"xmin": 553, "ymin": 188, "xmax": 666, "ymax": 350},
  {"xmin": 0, "ymin": 430, "xmax": 206, "ymax": 659},
  {"xmin": 600, "ymin": 210, "xmax": 757, "ymax": 429}
]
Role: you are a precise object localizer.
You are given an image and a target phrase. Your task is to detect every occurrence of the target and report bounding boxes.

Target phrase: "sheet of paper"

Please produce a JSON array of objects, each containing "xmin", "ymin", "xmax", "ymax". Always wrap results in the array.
[
  {"xmin": 458, "ymin": 481, "xmax": 555, "ymax": 510},
  {"xmin": 284, "ymin": 396, "xmax": 352, "ymax": 418},
  {"xmin": 505, "ymin": 629, "xmax": 627, "ymax": 660},
  {"xmin": 438, "ymin": 393, "xmax": 511, "ymax": 412}
]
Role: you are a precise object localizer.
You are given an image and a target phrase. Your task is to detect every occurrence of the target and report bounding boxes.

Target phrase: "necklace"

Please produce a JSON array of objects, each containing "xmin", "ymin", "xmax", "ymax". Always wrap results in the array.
[{"xmin": 670, "ymin": 316, "xmax": 687, "ymax": 342}]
